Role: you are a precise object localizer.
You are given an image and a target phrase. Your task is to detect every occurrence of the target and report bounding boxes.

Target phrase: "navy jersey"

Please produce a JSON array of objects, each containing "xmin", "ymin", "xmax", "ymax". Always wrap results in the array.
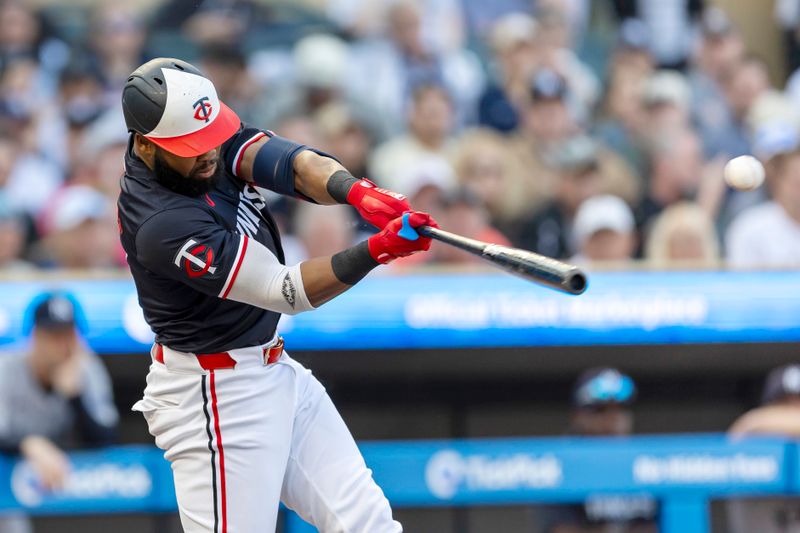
[{"xmin": 118, "ymin": 125, "xmax": 287, "ymax": 353}]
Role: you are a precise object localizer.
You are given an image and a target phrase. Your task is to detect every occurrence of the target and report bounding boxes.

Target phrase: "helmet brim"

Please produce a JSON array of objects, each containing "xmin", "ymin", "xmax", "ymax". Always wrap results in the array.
[{"xmin": 145, "ymin": 101, "xmax": 241, "ymax": 158}]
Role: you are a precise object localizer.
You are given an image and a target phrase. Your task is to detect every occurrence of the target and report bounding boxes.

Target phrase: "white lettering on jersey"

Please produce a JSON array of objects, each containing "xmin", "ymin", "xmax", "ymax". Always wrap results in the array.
[{"xmin": 235, "ymin": 186, "xmax": 267, "ymax": 238}]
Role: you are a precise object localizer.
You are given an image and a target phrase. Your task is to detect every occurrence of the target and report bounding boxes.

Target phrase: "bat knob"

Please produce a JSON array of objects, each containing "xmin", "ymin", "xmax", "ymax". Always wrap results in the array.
[{"xmin": 397, "ymin": 213, "xmax": 420, "ymax": 241}]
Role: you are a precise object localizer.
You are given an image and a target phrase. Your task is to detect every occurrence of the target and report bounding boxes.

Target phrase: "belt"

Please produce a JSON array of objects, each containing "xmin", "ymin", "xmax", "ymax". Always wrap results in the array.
[{"xmin": 154, "ymin": 336, "xmax": 284, "ymax": 370}]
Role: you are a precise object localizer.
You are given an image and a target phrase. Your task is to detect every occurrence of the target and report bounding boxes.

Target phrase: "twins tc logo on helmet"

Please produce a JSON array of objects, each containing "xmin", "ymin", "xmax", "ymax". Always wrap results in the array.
[
  {"xmin": 174, "ymin": 239, "xmax": 217, "ymax": 278},
  {"xmin": 193, "ymin": 96, "xmax": 213, "ymax": 123}
]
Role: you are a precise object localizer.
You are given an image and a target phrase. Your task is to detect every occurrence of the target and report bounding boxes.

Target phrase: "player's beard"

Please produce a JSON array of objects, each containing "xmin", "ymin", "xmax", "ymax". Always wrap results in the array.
[{"xmin": 153, "ymin": 152, "xmax": 222, "ymax": 197}]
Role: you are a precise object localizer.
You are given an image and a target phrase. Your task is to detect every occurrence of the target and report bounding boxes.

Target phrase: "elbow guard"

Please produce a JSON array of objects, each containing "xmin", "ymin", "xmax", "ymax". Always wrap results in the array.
[
  {"xmin": 252, "ymin": 134, "xmax": 307, "ymax": 196},
  {"xmin": 251, "ymin": 134, "xmax": 341, "ymax": 200},
  {"xmin": 221, "ymin": 236, "xmax": 314, "ymax": 315}
]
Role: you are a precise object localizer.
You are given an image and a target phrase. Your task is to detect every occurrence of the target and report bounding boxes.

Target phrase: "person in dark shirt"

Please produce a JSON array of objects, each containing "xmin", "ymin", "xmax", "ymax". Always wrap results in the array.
[
  {"xmin": 119, "ymin": 58, "xmax": 436, "ymax": 532},
  {"xmin": 536, "ymin": 368, "xmax": 658, "ymax": 533},
  {"xmin": 514, "ymin": 135, "xmax": 604, "ymax": 259}
]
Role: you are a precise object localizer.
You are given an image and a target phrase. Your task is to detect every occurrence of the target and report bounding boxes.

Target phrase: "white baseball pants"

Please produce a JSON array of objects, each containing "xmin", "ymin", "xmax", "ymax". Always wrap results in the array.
[{"xmin": 133, "ymin": 343, "xmax": 402, "ymax": 533}]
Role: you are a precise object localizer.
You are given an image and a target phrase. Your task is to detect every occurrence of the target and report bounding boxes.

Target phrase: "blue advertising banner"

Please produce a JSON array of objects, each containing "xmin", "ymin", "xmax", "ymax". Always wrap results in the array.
[
  {"xmin": 0, "ymin": 436, "xmax": 793, "ymax": 515},
  {"xmin": 363, "ymin": 435, "xmax": 792, "ymax": 506},
  {"xmin": 1, "ymin": 271, "xmax": 799, "ymax": 353},
  {"xmin": 0, "ymin": 446, "xmax": 175, "ymax": 514}
]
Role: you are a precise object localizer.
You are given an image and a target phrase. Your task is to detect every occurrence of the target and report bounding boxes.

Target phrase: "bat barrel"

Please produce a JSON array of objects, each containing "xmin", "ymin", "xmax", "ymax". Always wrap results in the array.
[
  {"xmin": 482, "ymin": 244, "xmax": 587, "ymax": 295},
  {"xmin": 418, "ymin": 225, "xmax": 588, "ymax": 295}
]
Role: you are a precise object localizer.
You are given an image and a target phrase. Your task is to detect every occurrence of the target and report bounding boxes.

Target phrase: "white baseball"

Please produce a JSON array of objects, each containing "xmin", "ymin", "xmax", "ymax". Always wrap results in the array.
[{"xmin": 723, "ymin": 155, "xmax": 765, "ymax": 191}]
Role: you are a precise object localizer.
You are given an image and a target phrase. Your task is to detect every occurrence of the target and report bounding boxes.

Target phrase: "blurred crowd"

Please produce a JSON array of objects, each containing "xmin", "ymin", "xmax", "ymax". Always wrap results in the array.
[{"xmin": 2, "ymin": 0, "xmax": 800, "ymax": 272}]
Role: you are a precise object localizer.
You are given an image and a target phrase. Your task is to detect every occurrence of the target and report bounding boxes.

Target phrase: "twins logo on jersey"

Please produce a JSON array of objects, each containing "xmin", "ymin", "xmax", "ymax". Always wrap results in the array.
[
  {"xmin": 174, "ymin": 239, "xmax": 217, "ymax": 278},
  {"xmin": 236, "ymin": 186, "xmax": 267, "ymax": 238}
]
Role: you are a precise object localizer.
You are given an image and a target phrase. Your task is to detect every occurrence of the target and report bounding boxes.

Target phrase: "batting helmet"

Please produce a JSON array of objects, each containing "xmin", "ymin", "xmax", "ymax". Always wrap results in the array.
[{"xmin": 122, "ymin": 57, "xmax": 240, "ymax": 158}]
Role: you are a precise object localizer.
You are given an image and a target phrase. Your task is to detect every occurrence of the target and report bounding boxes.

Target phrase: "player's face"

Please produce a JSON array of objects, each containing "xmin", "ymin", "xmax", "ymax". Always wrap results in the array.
[
  {"xmin": 156, "ymin": 146, "xmax": 219, "ymax": 179},
  {"xmin": 31, "ymin": 327, "xmax": 76, "ymax": 370},
  {"xmin": 572, "ymin": 404, "xmax": 633, "ymax": 436},
  {"xmin": 152, "ymin": 146, "xmax": 222, "ymax": 197}
]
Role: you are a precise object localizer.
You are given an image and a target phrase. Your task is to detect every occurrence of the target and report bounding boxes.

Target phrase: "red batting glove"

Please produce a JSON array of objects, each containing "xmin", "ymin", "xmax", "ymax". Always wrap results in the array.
[
  {"xmin": 347, "ymin": 179, "xmax": 411, "ymax": 229},
  {"xmin": 367, "ymin": 212, "xmax": 438, "ymax": 264}
]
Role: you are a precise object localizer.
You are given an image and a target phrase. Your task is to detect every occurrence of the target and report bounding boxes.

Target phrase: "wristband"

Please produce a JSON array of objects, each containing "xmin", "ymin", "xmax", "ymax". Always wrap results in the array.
[
  {"xmin": 327, "ymin": 170, "xmax": 361, "ymax": 204},
  {"xmin": 331, "ymin": 241, "xmax": 379, "ymax": 285}
]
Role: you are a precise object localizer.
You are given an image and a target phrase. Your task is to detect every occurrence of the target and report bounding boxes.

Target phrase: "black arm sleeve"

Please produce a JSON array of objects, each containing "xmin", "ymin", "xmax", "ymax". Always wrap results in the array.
[{"xmin": 68, "ymin": 395, "xmax": 117, "ymax": 447}]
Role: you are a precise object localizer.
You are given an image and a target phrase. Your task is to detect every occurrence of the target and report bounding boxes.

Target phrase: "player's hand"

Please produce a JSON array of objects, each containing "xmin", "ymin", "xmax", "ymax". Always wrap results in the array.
[
  {"xmin": 20, "ymin": 436, "xmax": 70, "ymax": 491},
  {"xmin": 50, "ymin": 344, "xmax": 85, "ymax": 399},
  {"xmin": 347, "ymin": 179, "xmax": 411, "ymax": 229},
  {"xmin": 367, "ymin": 211, "xmax": 438, "ymax": 264}
]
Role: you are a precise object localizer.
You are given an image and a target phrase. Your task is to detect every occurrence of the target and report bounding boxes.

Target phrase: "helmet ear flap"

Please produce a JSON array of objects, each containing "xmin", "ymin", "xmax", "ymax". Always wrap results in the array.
[{"xmin": 122, "ymin": 77, "xmax": 167, "ymax": 135}]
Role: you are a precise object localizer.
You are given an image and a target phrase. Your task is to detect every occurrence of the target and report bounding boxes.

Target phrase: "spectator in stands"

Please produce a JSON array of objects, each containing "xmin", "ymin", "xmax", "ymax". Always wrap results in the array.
[
  {"xmin": 537, "ymin": 367, "xmax": 657, "ymax": 533},
  {"xmin": 513, "ymin": 134, "xmax": 637, "ymax": 260},
  {"xmin": 326, "ymin": 0, "xmax": 467, "ymax": 55},
  {"xmin": 0, "ymin": 197, "xmax": 29, "ymax": 271},
  {"xmin": 434, "ymin": 187, "xmax": 511, "ymax": 264},
  {"xmin": 293, "ymin": 203, "xmax": 356, "ymax": 262},
  {"xmin": 452, "ymin": 128, "xmax": 527, "ymax": 234},
  {"xmin": 640, "ymin": 70, "xmax": 693, "ymax": 142},
  {"xmin": 720, "ymin": 56, "xmax": 772, "ymax": 155},
  {"xmin": 571, "ymin": 194, "xmax": 637, "ymax": 265},
  {"xmin": 727, "ymin": 364, "xmax": 800, "ymax": 533},
  {"xmin": 396, "ymin": 156, "xmax": 452, "ymax": 218},
  {"xmin": 70, "ymin": 108, "xmax": 129, "ymax": 202},
  {"xmin": 644, "ymin": 201, "xmax": 720, "ymax": 267},
  {"xmin": 315, "ymin": 102, "xmax": 374, "ymax": 180},
  {"xmin": 530, "ymin": 5, "xmax": 600, "ymax": 122},
  {"xmin": 199, "ymin": 44, "xmax": 263, "ymax": 126},
  {"xmin": 0, "ymin": 292, "xmax": 118, "ymax": 533},
  {"xmin": 776, "ymin": 0, "xmax": 800, "ymax": 72},
  {"xmin": 0, "ymin": 115, "xmax": 62, "ymax": 221},
  {"xmin": 348, "ymin": 0, "xmax": 484, "ymax": 135},
  {"xmin": 0, "ymin": 0, "xmax": 68, "ymax": 89},
  {"xmin": 0, "ymin": 0, "xmax": 41, "ymax": 68},
  {"xmin": 479, "ymin": 13, "xmax": 539, "ymax": 132},
  {"xmin": 636, "ymin": 128, "xmax": 705, "ymax": 234},
  {"xmin": 274, "ymin": 115, "xmax": 325, "ymax": 150},
  {"xmin": 388, "ymin": 157, "xmax": 452, "ymax": 269},
  {"xmin": 726, "ymin": 145, "xmax": 800, "ymax": 269},
  {"xmin": 51, "ymin": 63, "xmax": 108, "ymax": 172},
  {"xmin": 251, "ymin": 34, "xmax": 356, "ymax": 131},
  {"xmin": 33, "ymin": 185, "xmax": 120, "ymax": 269},
  {"xmin": 153, "ymin": 0, "xmax": 262, "ymax": 48},
  {"xmin": 689, "ymin": 7, "xmax": 745, "ymax": 158},
  {"xmin": 508, "ymin": 68, "xmax": 579, "ymax": 211},
  {"xmin": 370, "ymin": 83, "xmax": 457, "ymax": 192},
  {"xmin": 86, "ymin": 3, "xmax": 146, "ymax": 102},
  {"xmin": 610, "ymin": 0, "xmax": 704, "ymax": 69},
  {"xmin": 593, "ymin": 18, "xmax": 654, "ymax": 178}
]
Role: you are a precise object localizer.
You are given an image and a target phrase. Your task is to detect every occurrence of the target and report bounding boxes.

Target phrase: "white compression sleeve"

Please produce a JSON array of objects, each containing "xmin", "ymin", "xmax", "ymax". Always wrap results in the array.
[{"xmin": 218, "ymin": 235, "xmax": 314, "ymax": 315}]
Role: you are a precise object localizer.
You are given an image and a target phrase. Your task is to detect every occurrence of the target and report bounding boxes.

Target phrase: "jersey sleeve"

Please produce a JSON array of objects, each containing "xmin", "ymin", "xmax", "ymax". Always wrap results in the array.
[
  {"xmin": 222, "ymin": 125, "xmax": 273, "ymax": 181},
  {"xmin": 135, "ymin": 207, "xmax": 313, "ymax": 314}
]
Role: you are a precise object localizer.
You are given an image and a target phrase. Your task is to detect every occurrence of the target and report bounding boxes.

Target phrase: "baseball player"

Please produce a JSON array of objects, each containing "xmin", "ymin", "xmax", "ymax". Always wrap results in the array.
[{"xmin": 118, "ymin": 58, "xmax": 437, "ymax": 533}]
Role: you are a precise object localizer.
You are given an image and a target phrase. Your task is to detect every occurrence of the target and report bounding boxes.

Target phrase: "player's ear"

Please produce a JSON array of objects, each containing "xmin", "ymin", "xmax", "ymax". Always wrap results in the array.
[{"xmin": 134, "ymin": 133, "xmax": 156, "ymax": 158}]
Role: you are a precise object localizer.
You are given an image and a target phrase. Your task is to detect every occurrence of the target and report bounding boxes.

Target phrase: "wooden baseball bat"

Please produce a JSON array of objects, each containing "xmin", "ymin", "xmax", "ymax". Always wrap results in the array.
[{"xmin": 417, "ymin": 225, "xmax": 588, "ymax": 295}]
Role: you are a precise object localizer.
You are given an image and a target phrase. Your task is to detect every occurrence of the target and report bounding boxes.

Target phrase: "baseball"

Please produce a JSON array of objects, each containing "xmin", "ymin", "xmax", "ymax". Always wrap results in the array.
[{"xmin": 723, "ymin": 155, "xmax": 765, "ymax": 191}]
